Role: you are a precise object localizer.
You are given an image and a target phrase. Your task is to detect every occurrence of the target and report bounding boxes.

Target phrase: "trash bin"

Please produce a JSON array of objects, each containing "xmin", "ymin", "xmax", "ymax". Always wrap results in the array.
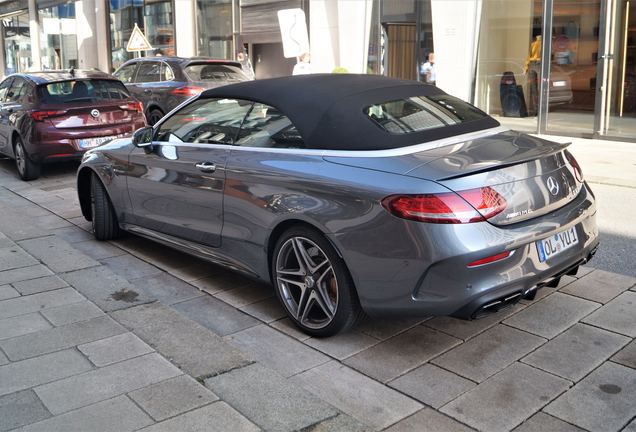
[{"xmin": 500, "ymin": 71, "xmax": 528, "ymax": 117}]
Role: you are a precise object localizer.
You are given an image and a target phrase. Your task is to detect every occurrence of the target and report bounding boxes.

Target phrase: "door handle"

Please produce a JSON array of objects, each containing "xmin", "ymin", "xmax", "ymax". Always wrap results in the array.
[
  {"xmin": 195, "ymin": 162, "xmax": 216, "ymax": 173},
  {"xmin": 143, "ymin": 89, "xmax": 152, "ymax": 94}
]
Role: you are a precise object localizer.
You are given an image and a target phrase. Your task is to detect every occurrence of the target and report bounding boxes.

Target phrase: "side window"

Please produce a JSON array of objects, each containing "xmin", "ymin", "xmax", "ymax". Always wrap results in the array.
[
  {"xmin": 236, "ymin": 103, "xmax": 305, "ymax": 149},
  {"xmin": 0, "ymin": 79, "xmax": 13, "ymax": 102},
  {"xmin": 6, "ymin": 79, "xmax": 26, "ymax": 103},
  {"xmin": 135, "ymin": 62, "xmax": 161, "ymax": 83},
  {"xmin": 114, "ymin": 63, "xmax": 138, "ymax": 84},
  {"xmin": 161, "ymin": 62, "xmax": 175, "ymax": 81},
  {"xmin": 156, "ymin": 98, "xmax": 253, "ymax": 144}
]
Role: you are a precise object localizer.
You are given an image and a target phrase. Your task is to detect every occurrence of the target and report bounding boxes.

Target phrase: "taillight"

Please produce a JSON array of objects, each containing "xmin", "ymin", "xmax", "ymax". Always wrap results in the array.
[
  {"xmin": 170, "ymin": 86, "xmax": 204, "ymax": 97},
  {"xmin": 119, "ymin": 101, "xmax": 143, "ymax": 113},
  {"xmin": 31, "ymin": 110, "xmax": 67, "ymax": 121},
  {"xmin": 382, "ymin": 187, "xmax": 506, "ymax": 224},
  {"xmin": 564, "ymin": 150, "xmax": 583, "ymax": 182},
  {"xmin": 467, "ymin": 250, "xmax": 513, "ymax": 267}
]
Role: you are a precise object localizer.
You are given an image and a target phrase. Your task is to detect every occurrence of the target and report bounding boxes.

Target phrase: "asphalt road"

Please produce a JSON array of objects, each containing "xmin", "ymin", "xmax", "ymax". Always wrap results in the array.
[{"xmin": 587, "ymin": 181, "xmax": 636, "ymax": 277}]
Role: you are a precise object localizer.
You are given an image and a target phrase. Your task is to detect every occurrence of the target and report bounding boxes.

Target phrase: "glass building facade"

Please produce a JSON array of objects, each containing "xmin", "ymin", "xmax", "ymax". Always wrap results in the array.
[{"xmin": 39, "ymin": 1, "xmax": 78, "ymax": 70}]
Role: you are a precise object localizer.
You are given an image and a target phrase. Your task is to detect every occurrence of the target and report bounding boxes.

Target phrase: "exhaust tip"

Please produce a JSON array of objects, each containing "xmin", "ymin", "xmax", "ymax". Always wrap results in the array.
[{"xmin": 472, "ymin": 290, "xmax": 523, "ymax": 319}]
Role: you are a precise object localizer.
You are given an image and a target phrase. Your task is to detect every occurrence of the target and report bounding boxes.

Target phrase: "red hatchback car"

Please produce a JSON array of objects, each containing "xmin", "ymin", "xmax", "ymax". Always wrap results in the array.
[{"xmin": 0, "ymin": 70, "xmax": 146, "ymax": 180}]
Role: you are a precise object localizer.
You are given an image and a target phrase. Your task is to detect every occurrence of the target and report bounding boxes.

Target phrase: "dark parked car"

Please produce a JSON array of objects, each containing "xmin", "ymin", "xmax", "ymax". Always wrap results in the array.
[
  {"xmin": 113, "ymin": 57, "xmax": 251, "ymax": 125},
  {"xmin": 0, "ymin": 70, "xmax": 146, "ymax": 180},
  {"xmin": 77, "ymin": 74, "xmax": 599, "ymax": 336}
]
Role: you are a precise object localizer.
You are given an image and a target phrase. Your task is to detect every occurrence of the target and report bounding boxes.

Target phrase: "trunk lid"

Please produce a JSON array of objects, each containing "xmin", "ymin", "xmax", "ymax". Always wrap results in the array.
[
  {"xmin": 46, "ymin": 101, "xmax": 137, "ymax": 129},
  {"xmin": 324, "ymin": 130, "xmax": 583, "ymax": 225}
]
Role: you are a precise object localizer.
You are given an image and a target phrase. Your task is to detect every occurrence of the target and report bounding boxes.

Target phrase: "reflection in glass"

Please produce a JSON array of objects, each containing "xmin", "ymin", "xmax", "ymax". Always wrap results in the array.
[
  {"xmin": 2, "ymin": 13, "xmax": 32, "ymax": 74},
  {"xmin": 109, "ymin": 0, "xmax": 144, "ymax": 70},
  {"xmin": 39, "ymin": 1, "xmax": 78, "ymax": 70},
  {"xmin": 196, "ymin": 0, "xmax": 233, "ymax": 59}
]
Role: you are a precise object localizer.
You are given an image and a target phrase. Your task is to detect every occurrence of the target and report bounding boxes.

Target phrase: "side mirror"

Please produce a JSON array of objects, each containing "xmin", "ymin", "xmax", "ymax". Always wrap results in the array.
[{"xmin": 132, "ymin": 126, "xmax": 154, "ymax": 147}]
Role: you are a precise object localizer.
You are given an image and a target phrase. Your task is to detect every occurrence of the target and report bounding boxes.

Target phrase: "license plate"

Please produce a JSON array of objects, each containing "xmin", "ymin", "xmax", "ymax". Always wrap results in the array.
[
  {"xmin": 536, "ymin": 227, "xmax": 579, "ymax": 262},
  {"xmin": 78, "ymin": 136, "xmax": 116, "ymax": 149}
]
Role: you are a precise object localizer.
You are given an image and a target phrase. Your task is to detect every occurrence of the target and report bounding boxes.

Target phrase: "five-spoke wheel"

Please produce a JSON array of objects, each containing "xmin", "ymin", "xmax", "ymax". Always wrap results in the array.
[{"xmin": 272, "ymin": 227, "xmax": 362, "ymax": 337}]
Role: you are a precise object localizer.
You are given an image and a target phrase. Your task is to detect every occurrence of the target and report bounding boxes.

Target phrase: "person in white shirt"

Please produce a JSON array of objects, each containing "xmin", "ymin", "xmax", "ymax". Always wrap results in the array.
[
  {"xmin": 293, "ymin": 52, "xmax": 312, "ymax": 76},
  {"xmin": 420, "ymin": 52, "xmax": 436, "ymax": 86}
]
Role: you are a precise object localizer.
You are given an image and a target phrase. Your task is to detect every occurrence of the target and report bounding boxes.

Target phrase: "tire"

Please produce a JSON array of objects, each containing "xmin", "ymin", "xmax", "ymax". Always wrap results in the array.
[
  {"xmin": 14, "ymin": 138, "xmax": 41, "ymax": 181},
  {"xmin": 147, "ymin": 108, "xmax": 164, "ymax": 126},
  {"xmin": 272, "ymin": 226, "xmax": 363, "ymax": 337},
  {"xmin": 90, "ymin": 173, "xmax": 121, "ymax": 240}
]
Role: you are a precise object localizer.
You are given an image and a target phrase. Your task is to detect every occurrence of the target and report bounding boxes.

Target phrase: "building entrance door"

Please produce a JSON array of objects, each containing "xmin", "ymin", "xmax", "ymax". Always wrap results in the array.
[{"xmin": 540, "ymin": 0, "xmax": 636, "ymax": 140}]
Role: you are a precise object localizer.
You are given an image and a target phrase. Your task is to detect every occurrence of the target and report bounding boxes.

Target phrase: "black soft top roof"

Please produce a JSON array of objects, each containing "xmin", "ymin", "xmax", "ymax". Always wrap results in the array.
[{"xmin": 200, "ymin": 74, "xmax": 499, "ymax": 151}]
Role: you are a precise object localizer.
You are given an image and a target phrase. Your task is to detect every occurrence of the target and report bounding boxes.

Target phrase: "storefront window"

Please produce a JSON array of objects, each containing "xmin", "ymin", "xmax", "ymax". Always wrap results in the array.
[
  {"xmin": 144, "ymin": 0, "xmax": 175, "ymax": 56},
  {"xmin": 39, "ymin": 2, "xmax": 78, "ymax": 70},
  {"xmin": 474, "ymin": 0, "xmax": 544, "ymax": 132},
  {"xmin": 367, "ymin": 0, "xmax": 381, "ymax": 74},
  {"xmin": 2, "ymin": 12, "xmax": 32, "ymax": 74},
  {"xmin": 196, "ymin": 0, "xmax": 233, "ymax": 59},
  {"xmin": 110, "ymin": 0, "xmax": 143, "ymax": 70}
]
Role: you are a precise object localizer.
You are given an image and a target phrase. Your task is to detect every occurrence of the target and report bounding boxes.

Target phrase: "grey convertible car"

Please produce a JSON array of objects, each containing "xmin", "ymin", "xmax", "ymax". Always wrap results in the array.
[{"xmin": 77, "ymin": 74, "xmax": 599, "ymax": 336}]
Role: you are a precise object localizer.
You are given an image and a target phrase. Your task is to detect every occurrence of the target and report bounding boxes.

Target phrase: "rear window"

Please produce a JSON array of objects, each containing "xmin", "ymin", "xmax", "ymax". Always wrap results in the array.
[
  {"xmin": 365, "ymin": 95, "xmax": 489, "ymax": 135},
  {"xmin": 184, "ymin": 64, "xmax": 248, "ymax": 83},
  {"xmin": 37, "ymin": 79, "xmax": 131, "ymax": 104}
]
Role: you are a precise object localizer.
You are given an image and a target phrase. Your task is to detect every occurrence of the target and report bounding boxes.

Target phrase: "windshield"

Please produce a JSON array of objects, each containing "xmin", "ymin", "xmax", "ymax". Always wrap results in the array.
[
  {"xmin": 37, "ymin": 79, "xmax": 131, "ymax": 104},
  {"xmin": 365, "ymin": 95, "xmax": 489, "ymax": 135},
  {"xmin": 184, "ymin": 64, "xmax": 248, "ymax": 83}
]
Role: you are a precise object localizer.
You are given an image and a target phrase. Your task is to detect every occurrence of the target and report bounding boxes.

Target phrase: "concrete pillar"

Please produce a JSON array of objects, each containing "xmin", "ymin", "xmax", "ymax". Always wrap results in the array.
[
  {"xmin": 75, "ymin": 0, "xmax": 98, "ymax": 70},
  {"xmin": 95, "ymin": 0, "xmax": 110, "ymax": 72},
  {"xmin": 28, "ymin": 0, "xmax": 42, "ymax": 70},
  {"xmin": 174, "ymin": 0, "xmax": 196, "ymax": 57}
]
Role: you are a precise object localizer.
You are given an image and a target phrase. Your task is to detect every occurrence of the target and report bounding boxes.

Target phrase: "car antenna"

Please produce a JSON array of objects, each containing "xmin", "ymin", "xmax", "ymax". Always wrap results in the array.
[{"xmin": 69, "ymin": 66, "xmax": 75, "ymax": 77}]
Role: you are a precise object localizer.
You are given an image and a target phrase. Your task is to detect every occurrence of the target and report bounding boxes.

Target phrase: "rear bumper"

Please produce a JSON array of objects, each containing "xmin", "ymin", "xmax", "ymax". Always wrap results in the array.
[{"xmin": 332, "ymin": 182, "xmax": 599, "ymax": 319}]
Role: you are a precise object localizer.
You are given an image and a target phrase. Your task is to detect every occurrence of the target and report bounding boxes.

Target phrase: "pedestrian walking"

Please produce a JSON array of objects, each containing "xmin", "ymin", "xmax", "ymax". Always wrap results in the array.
[{"xmin": 420, "ymin": 52, "xmax": 436, "ymax": 85}]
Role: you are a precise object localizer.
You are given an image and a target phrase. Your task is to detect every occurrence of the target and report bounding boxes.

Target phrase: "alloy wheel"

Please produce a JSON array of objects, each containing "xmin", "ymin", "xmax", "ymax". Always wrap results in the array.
[{"xmin": 275, "ymin": 236, "xmax": 338, "ymax": 330}]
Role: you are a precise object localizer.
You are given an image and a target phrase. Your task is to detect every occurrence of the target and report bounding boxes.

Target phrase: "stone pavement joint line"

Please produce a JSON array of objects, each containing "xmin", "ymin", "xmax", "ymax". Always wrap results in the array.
[{"xmin": 0, "ymin": 167, "xmax": 635, "ymax": 431}]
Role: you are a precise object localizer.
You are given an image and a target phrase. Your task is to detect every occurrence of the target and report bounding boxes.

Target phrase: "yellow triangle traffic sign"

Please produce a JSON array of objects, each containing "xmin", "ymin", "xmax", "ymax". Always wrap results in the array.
[{"xmin": 126, "ymin": 23, "xmax": 152, "ymax": 52}]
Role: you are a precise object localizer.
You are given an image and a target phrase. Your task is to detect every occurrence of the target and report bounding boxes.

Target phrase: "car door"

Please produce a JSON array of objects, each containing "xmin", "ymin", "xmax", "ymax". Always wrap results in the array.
[
  {"xmin": 126, "ymin": 97, "xmax": 253, "ymax": 247},
  {"xmin": 0, "ymin": 77, "xmax": 13, "ymax": 155},
  {"xmin": 0, "ymin": 78, "xmax": 26, "ymax": 155}
]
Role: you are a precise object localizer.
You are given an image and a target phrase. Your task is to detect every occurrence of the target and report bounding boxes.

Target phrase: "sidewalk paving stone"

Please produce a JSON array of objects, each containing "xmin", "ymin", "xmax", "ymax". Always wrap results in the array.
[
  {"xmin": 11, "ymin": 275, "xmax": 68, "ymax": 296},
  {"xmin": 356, "ymin": 316, "xmax": 424, "ymax": 341},
  {"xmin": 34, "ymin": 352, "xmax": 182, "ymax": 414},
  {"xmin": 40, "ymin": 301, "xmax": 104, "ymax": 326},
  {"xmin": 0, "ymin": 246, "xmax": 38, "ymax": 272},
  {"xmin": 0, "ymin": 287, "xmax": 84, "ymax": 320},
  {"xmin": 0, "ymin": 349, "xmax": 92, "ymax": 396},
  {"xmin": 303, "ymin": 414, "xmax": 369, "ymax": 432},
  {"xmin": 512, "ymin": 412, "xmax": 585, "ymax": 432},
  {"xmin": 100, "ymin": 254, "xmax": 163, "ymax": 280},
  {"xmin": 544, "ymin": 362, "xmax": 636, "ymax": 432},
  {"xmin": 441, "ymin": 362, "xmax": 570, "ymax": 432},
  {"xmin": 18, "ymin": 236, "xmax": 99, "ymax": 273},
  {"xmin": 214, "ymin": 281, "xmax": 274, "ymax": 308},
  {"xmin": 503, "ymin": 293, "xmax": 599, "ymax": 339},
  {"xmin": 0, "ymin": 285, "xmax": 19, "ymax": 300},
  {"xmin": 0, "ymin": 350, "xmax": 7, "ymax": 366},
  {"xmin": 521, "ymin": 323, "xmax": 630, "ymax": 381},
  {"xmin": 385, "ymin": 408, "xmax": 474, "ymax": 432},
  {"xmin": 0, "ymin": 315, "xmax": 126, "ymax": 361},
  {"xmin": 431, "ymin": 325, "xmax": 545, "ymax": 382},
  {"xmin": 0, "ymin": 313, "xmax": 52, "ymax": 341},
  {"xmin": 129, "ymin": 375, "xmax": 218, "ymax": 421},
  {"xmin": 50, "ymin": 226, "xmax": 93, "ymax": 244},
  {"xmin": 138, "ymin": 401, "xmax": 259, "ymax": 432},
  {"xmin": 560, "ymin": 269, "xmax": 636, "ymax": 303},
  {"xmin": 611, "ymin": 339, "xmax": 636, "ymax": 369},
  {"xmin": 239, "ymin": 297, "xmax": 287, "ymax": 323},
  {"xmin": 389, "ymin": 363, "xmax": 476, "ymax": 408},
  {"xmin": 344, "ymin": 326, "xmax": 461, "ymax": 383},
  {"xmin": 0, "ymin": 264, "xmax": 53, "ymax": 286},
  {"xmin": 624, "ymin": 420, "xmax": 636, "ymax": 432},
  {"xmin": 226, "ymin": 324, "xmax": 328, "ymax": 378},
  {"xmin": 130, "ymin": 273, "xmax": 204, "ymax": 305},
  {"xmin": 189, "ymin": 269, "xmax": 251, "ymax": 295},
  {"xmin": 206, "ymin": 363, "xmax": 337, "ymax": 432},
  {"xmin": 424, "ymin": 304, "xmax": 525, "ymax": 341},
  {"xmin": 111, "ymin": 303, "xmax": 249, "ymax": 378},
  {"xmin": 305, "ymin": 330, "xmax": 379, "ymax": 360},
  {"xmin": 18, "ymin": 395, "xmax": 153, "ymax": 432},
  {"xmin": 269, "ymin": 317, "xmax": 311, "ymax": 341},
  {"xmin": 165, "ymin": 262, "xmax": 220, "ymax": 283},
  {"xmin": 61, "ymin": 266, "xmax": 155, "ymax": 312},
  {"xmin": 583, "ymin": 291, "xmax": 636, "ymax": 337},
  {"xmin": 71, "ymin": 239, "xmax": 126, "ymax": 260},
  {"xmin": 292, "ymin": 361, "xmax": 422, "ymax": 430},
  {"xmin": 0, "ymin": 389, "xmax": 51, "ymax": 431},
  {"xmin": 78, "ymin": 332, "xmax": 154, "ymax": 367},
  {"xmin": 171, "ymin": 295, "xmax": 258, "ymax": 337}
]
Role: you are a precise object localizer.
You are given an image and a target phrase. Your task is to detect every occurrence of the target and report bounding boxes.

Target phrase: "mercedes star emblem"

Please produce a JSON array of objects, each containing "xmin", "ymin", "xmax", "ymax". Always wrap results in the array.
[
  {"xmin": 90, "ymin": 109, "xmax": 100, "ymax": 118},
  {"xmin": 546, "ymin": 176, "xmax": 560, "ymax": 196}
]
